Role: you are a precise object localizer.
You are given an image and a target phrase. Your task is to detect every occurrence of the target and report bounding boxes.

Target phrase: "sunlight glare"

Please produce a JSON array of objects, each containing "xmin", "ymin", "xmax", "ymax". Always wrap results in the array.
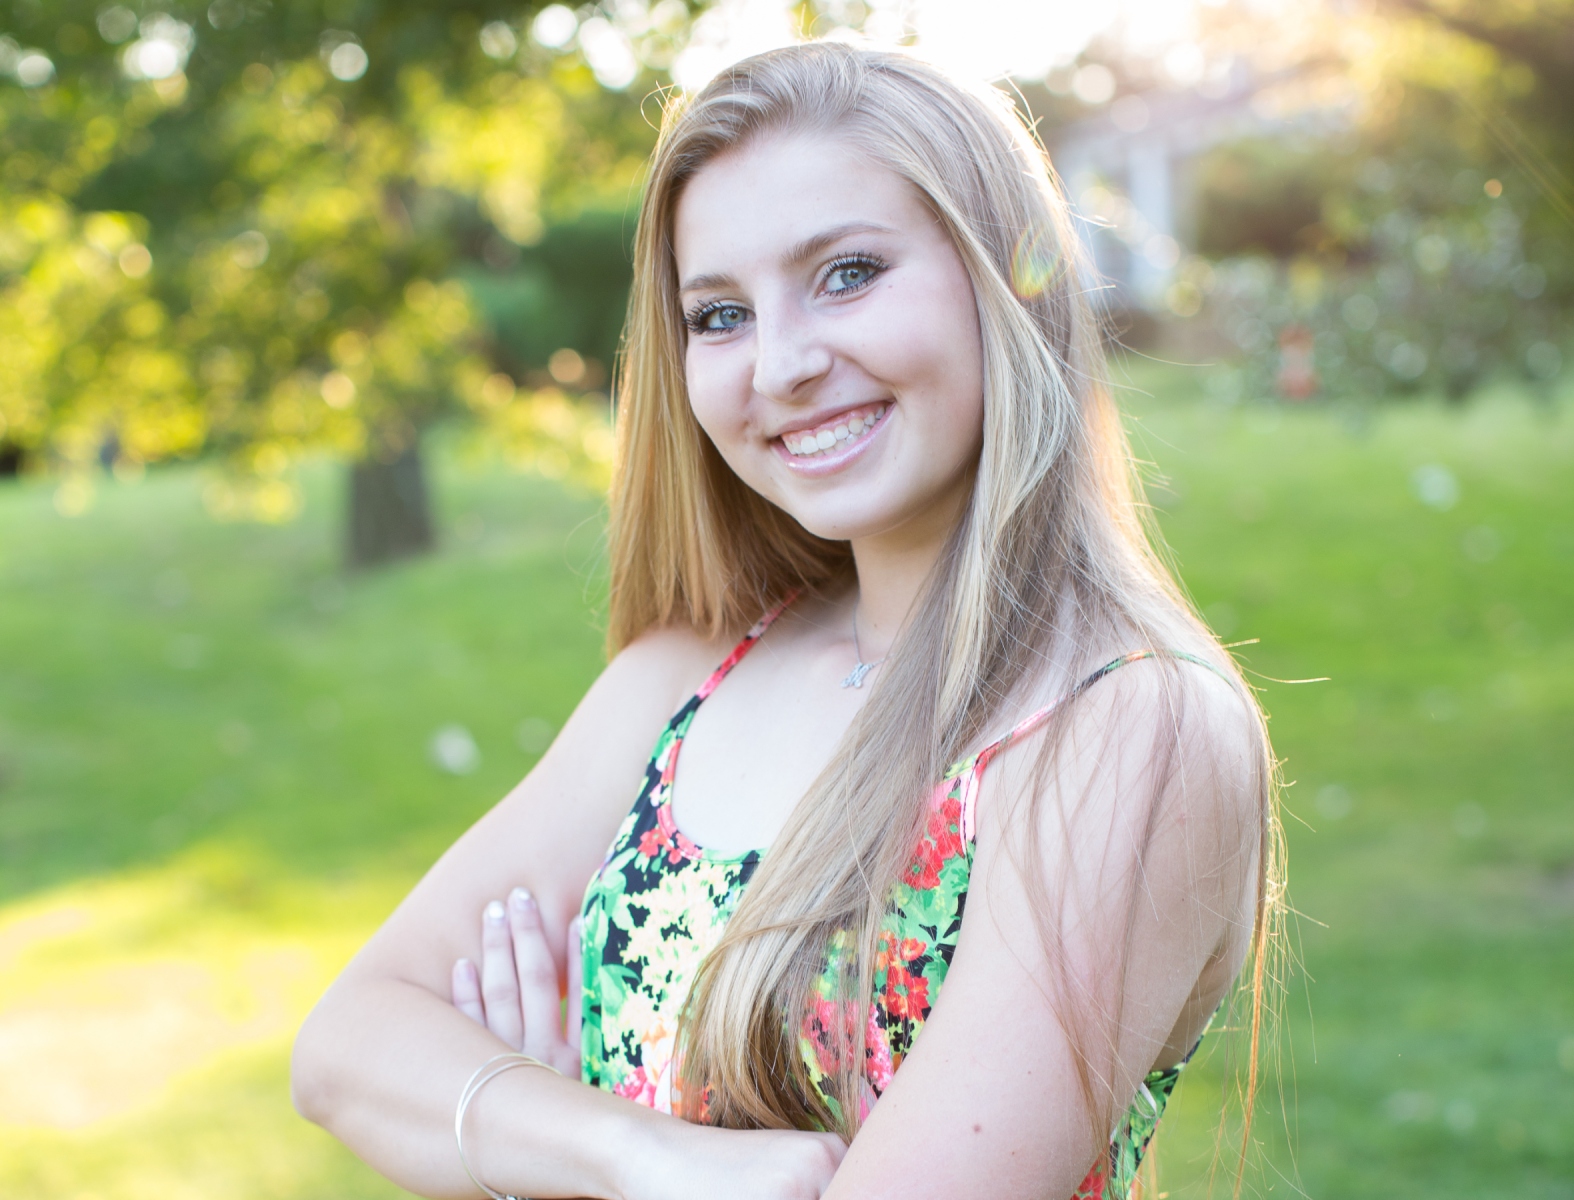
[{"xmin": 671, "ymin": 0, "xmax": 1206, "ymax": 91}]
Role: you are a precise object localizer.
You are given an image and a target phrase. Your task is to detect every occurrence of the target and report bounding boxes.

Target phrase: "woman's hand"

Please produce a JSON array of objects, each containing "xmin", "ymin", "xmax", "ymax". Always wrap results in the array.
[
  {"xmin": 451, "ymin": 886, "xmax": 584, "ymax": 1079},
  {"xmin": 452, "ymin": 889, "xmax": 845, "ymax": 1198}
]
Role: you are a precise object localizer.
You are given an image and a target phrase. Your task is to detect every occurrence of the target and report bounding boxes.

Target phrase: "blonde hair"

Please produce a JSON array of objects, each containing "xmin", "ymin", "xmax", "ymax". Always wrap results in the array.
[{"xmin": 608, "ymin": 41, "xmax": 1282, "ymax": 1168}]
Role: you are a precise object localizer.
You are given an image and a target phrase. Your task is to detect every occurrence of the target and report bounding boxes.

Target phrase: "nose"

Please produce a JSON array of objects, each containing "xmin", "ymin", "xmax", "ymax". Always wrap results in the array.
[{"xmin": 750, "ymin": 301, "xmax": 833, "ymax": 403}]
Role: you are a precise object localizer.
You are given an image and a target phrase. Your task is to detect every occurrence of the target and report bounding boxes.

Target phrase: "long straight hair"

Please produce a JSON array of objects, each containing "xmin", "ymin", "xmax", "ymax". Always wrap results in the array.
[{"xmin": 607, "ymin": 41, "xmax": 1283, "ymax": 1165}]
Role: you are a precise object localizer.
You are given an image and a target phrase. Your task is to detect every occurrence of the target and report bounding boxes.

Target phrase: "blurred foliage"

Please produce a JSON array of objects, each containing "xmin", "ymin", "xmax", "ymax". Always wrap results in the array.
[
  {"xmin": 1191, "ymin": 137, "xmax": 1340, "ymax": 260},
  {"xmin": 463, "ymin": 206, "xmax": 638, "ymax": 383},
  {"xmin": 1205, "ymin": 186, "xmax": 1562, "ymax": 404},
  {"xmin": 1187, "ymin": 0, "xmax": 1572, "ymax": 403},
  {"xmin": 0, "ymin": 0, "xmax": 663, "ymax": 514}
]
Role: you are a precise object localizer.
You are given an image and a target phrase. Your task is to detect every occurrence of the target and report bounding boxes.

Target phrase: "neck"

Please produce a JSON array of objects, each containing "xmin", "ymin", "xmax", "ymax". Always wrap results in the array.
[{"xmin": 846, "ymin": 483, "xmax": 968, "ymax": 660}]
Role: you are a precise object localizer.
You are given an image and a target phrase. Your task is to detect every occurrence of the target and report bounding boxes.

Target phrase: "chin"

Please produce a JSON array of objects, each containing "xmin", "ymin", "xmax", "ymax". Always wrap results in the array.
[{"xmin": 776, "ymin": 497, "xmax": 907, "ymax": 545}]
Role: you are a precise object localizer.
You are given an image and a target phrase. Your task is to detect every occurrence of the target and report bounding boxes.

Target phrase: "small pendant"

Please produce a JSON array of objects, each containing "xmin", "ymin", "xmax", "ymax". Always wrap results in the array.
[{"xmin": 841, "ymin": 661, "xmax": 874, "ymax": 689}]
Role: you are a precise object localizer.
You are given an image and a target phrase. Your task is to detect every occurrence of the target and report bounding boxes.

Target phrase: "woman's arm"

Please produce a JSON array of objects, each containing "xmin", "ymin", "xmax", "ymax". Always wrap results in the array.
[
  {"xmin": 291, "ymin": 630, "xmax": 845, "ymax": 1200},
  {"xmin": 822, "ymin": 664, "xmax": 1263, "ymax": 1199}
]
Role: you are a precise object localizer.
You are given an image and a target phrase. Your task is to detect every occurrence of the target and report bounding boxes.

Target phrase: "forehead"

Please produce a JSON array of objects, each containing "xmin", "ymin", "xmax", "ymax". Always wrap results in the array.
[{"xmin": 672, "ymin": 132, "xmax": 931, "ymax": 271}]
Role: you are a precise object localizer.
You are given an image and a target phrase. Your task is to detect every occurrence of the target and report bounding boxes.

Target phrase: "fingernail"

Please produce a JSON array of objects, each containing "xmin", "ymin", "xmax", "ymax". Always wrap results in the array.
[
  {"xmin": 510, "ymin": 887, "xmax": 533, "ymax": 912},
  {"xmin": 485, "ymin": 900, "xmax": 506, "ymax": 924}
]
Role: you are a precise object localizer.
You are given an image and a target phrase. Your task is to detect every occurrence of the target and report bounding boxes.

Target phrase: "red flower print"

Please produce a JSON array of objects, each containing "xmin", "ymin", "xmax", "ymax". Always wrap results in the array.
[
  {"xmin": 898, "ymin": 937, "xmax": 926, "ymax": 962},
  {"xmin": 673, "ymin": 1082, "xmax": 715, "ymax": 1123},
  {"xmin": 882, "ymin": 963, "xmax": 930, "ymax": 1020},
  {"xmin": 1071, "ymin": 1161, "xmax": 1107, "ymax": 1199},
  {"xmin": 613, "ymin": 1065, "xmax": 658, "ymax": 1107},
  {"xmin": 863, "ymin": 1005, "xmax": 894, "ymax": 1093},
  {"xmin": 903, "ymin": 840, "xmax": 942, "ymax": 891},
  {"xmin": 874, "ymin": 930, "xmax": 898, "ymax": 972},
  {"xmin": 637, "ymin": 825, "xmax": 669, "ymax": 859},
  {"xmin": 927, "ymin": 795, "xmax": 964, "ymax": 861},
  {"xmin": 803, "ymin": 998, "xmax": 859, "ymax": 1072}
]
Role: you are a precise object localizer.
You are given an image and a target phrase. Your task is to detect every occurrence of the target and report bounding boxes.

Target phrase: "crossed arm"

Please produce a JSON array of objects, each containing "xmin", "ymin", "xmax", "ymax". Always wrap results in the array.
[
  {"xmin": 293, "ymin": 644, "xmax": 1259, "ymax": 1200},
  {"xmin": 291, "ymin": 631, "xmax": 845, "ymax": 1199}
]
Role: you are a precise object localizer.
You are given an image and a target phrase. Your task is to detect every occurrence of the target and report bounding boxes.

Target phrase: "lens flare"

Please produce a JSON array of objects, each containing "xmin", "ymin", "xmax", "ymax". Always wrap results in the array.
[{"xmin": 1011, "ymin": 225, "xmax": 1062, "ymax": 300}]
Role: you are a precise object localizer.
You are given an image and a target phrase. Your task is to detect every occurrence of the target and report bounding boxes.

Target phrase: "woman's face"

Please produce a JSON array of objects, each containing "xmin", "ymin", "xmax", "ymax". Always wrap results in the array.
[{"xmin": 673, "ymin": 132, "xmax": 985, "ymax": 547}]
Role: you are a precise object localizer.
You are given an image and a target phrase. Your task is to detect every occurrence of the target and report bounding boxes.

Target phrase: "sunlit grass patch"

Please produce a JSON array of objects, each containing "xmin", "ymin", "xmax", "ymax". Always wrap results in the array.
[
  {"xmin": 0, "ymin": 1040, "xmax": 406, "ymax": 1200},
  {"xmin": 1117, "ymin": 366, "xmax": 1574, "ymax": 1198},
  {"xmin": 0, "ymin": 844, "xmax": 416, "ymax": 1197}
]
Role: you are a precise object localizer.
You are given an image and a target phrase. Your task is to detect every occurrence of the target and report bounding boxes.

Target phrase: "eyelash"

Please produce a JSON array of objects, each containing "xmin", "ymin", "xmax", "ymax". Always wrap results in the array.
[
  {"xmin": 682, "ymin": 252, "xmax": 890, "ymax": 336},
  {"xmin": 822, "ymin": 252, "xmax": 889, "ymax": 295}
]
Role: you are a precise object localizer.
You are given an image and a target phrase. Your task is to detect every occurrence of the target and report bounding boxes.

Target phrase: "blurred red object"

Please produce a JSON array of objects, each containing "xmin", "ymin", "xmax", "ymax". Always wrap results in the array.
[{"xmin": 1276, "ymin": 324, "xmax": 1319, "ymax": 400}]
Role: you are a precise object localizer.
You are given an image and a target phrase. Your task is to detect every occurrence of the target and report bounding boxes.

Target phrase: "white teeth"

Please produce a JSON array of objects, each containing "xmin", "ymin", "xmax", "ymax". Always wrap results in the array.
[{"xmin": 784, "ymin": 406, "xmax": 887, "ymax": 457}]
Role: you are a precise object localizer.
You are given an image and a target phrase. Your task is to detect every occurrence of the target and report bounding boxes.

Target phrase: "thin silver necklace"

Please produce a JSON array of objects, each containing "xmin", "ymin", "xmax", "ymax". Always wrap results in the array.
[{"xmin": 840, "ymin": 599, "xmax": 887, "ymax": 689}]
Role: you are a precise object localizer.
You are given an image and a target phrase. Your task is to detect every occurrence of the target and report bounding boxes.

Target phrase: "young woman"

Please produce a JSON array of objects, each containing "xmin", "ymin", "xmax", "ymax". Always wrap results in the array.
[{"xmin": 292, "ymin": 42, "xmax": 1281, "ymax": 1200}]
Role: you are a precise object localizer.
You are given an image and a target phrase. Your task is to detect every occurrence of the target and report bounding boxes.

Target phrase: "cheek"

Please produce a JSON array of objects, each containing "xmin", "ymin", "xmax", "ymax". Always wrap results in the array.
[
  {"xmin": 684, "ymin": 346, "xmax": 751, "ymax": 449},
  {"xmin": 869, "ymin": 280, "xmax": 984, "ymax": 428}
]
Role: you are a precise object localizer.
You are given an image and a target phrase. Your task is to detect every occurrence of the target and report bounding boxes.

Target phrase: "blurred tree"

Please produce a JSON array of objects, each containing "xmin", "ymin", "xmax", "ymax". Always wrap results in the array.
[
  {"xmin": 1191, "ymin": 137, "xmax": 1345, "ymax": 261},
  {"xmin": 1184, "ymin": 0, "xmax": 1572, "ymax": 402},
  {"xmin": 0, "ymin": 1, "xmax": 657, "ymax": 564}
]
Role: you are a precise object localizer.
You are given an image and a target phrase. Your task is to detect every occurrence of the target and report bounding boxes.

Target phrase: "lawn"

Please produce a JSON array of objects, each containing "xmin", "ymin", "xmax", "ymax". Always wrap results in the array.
[{"xmin": 0, "ymin": 367, "xmax": 1570, "ymax": 1198}]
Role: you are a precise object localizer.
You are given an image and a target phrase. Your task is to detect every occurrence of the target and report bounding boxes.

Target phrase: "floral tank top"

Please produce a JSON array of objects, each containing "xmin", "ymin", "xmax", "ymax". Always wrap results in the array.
[{"xmin": 578, "ymin": 600, "xmax": 1212, "ymax": 1199}]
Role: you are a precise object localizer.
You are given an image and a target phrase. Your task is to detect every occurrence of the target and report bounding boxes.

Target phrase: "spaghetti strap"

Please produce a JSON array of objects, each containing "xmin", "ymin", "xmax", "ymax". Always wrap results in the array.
[
  {"xmin": 693, "ymin": 590, "xmax": 797, "ymax": 701},
  {"xmin": 952, "ymin": 648, "xmax": 1227, "ymax": 842}
]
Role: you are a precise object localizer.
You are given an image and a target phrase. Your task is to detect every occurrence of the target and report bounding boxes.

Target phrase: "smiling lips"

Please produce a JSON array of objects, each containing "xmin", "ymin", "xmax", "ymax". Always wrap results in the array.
[{"xmin": 780, "ymin": 403, "xmax": 889, "ymax": 458}]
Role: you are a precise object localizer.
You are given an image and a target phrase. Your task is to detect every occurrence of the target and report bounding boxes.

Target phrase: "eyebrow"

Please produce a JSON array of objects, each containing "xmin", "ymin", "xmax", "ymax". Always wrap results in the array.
[{"xmin": 677, "ymin": 221, "xmax": 898, "ymax": 295}]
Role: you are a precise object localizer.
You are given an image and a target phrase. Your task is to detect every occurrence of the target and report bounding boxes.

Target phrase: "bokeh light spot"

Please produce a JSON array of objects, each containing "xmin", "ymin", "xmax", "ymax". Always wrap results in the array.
[
  {"xmin": 479, "ymin": 21, "xmax": 518, "ymax": 60},
  {"xmin": 328, "ymin": 41, "xmax": 369, "ymax": 82},
  {"xmin": 532, "ymin": 5, "xmax": 579, "ymax": 50}
]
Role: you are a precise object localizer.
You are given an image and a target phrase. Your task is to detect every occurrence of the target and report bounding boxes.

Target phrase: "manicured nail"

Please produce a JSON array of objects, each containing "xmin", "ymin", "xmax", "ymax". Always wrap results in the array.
[
  {"xmin": 510, "ymin": 887, "xmax": 534, "ymax": 912},
  {"xmin": 485, "ymin": 900, "xmax": 506, "ymax": 923}
]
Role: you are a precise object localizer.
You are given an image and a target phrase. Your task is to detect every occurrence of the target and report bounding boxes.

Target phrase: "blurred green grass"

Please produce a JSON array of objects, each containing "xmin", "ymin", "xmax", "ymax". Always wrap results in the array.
[{"xmin": 0, "ymin": 368, "xmax": 1571, "ymax": 1198}]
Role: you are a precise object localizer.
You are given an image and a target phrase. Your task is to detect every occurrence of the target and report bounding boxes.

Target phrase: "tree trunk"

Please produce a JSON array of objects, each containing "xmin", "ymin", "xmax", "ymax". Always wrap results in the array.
[{"xmin": 347, "ymin": 440, "xmax": 434, "ymax": 569}]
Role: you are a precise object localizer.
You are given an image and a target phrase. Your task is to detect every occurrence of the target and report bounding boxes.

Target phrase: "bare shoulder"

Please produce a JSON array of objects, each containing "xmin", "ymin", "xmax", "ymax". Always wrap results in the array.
[
  {"xmin": 522, "ymin": 619, "xmax": 732, "ymax": 803},
  {"xmin": 586, "ymin": 621, "xmax": 734, "ymax": 726},
  {"xmin": 1084, "ymin": 645, "xmax": 1258, "ymax": 756},
  {"xmin": 610, "ymin": 619, "xmax": 733, "ymax": 687},
  {"xmin": 983, "ymin": 642, "xmax": 1265, "ymax": 855},
  {"xmin": 530, "ymin": 620, "xmax": 737, "ymax": 822}
]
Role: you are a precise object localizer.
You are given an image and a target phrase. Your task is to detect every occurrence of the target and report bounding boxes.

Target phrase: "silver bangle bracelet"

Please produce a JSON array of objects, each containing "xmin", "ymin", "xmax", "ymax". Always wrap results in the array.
[{"xmin": 455, "ymin": 1052, "xmax": 562, "ymax": 1200}]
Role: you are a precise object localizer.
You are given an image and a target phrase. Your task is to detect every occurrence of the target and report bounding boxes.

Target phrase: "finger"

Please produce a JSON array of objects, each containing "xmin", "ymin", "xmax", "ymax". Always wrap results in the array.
[
  {"xmin": 507, "ymin": 888, "xmax": 562, "ymax": 1061},
  {"xmin": 564, "ymin": 915, "xmax": 584, "ymax": 1053},
  {"xmin": 479, "ymin": 898, "xmax": 524, "ymax": 1049},
  {"xmin": 452, "ymin": 958, "xmax": 486, "ymax": 1026}
]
